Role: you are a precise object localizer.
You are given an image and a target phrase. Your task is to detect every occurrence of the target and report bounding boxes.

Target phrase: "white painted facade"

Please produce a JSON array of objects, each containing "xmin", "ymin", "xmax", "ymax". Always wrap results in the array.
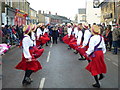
[
  {"xmin": 45, "ymin": 16, "xmax": 50, "ymax": 24},
  {"xmin": 86, "ymin": 0, "xmax": 101, "ymax": 25},
  {"xmin": 77, "ymin": 14, "xmax": 86, "ymax": 23}
]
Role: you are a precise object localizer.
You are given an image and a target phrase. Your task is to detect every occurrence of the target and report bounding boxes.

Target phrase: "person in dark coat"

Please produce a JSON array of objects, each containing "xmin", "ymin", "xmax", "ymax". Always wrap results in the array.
[
  {"xmin": 103, "ymin": 25, "xmax": 112, "ymax": 51},
  {"xmin": 52, "ymin": 26, "xmax": 59, "ymax": 44}
]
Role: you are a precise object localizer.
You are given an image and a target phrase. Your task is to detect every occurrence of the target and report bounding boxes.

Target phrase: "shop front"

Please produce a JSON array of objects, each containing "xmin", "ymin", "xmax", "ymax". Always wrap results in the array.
[
  {"xmin": 6, "ymin": 7, "xmax": 16, "ymax": 25},
  {"xmin": 14, "ymin": 9, "xmax": 28, "ymax": 26},
  {"xmin": 103, "ymin": 13, "xmax": 114, "ymax": 25}
]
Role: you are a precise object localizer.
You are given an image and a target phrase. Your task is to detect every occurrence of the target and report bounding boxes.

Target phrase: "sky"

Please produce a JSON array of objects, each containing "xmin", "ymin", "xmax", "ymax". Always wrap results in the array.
[
  {"xmin": 27, "ymin": 0, "xmax": 87, "ymax": 20},
  {"xmin": 27, "ymin": 0, "xmax": 104, "ymax": 20}
]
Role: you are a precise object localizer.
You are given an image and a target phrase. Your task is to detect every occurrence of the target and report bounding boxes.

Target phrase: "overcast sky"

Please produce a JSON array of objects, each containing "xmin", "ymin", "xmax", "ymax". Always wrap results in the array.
[{"xmin": 27, "ymin": 0, "xmax": 104, "ymax": 20}]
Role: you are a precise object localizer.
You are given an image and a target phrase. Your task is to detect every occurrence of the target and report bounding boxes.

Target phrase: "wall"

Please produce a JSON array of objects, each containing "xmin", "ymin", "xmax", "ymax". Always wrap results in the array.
[
  {"xmin": 37, "ymin": 14, "xmax": 45, "ymax": 23},
  {"xmin": 86, "ymin": 1, "xmax": 101, "ymax": 25},
  {"xmin": 77, "ymin": 14, "xmax": 86, "ymax": 23},
  {"xmin": 100, "ymin": 2, "xmax": 115, "ymax": 25}
]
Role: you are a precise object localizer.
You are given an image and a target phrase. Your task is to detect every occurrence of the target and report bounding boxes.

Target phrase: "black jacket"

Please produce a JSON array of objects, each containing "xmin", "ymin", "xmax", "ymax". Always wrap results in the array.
[{"xmin": 52, "ymin": 30, "xmax": 59, "ymax": 37}]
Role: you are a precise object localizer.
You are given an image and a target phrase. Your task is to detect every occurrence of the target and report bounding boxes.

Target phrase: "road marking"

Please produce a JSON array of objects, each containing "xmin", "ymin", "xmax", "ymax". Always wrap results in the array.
[
  {"xmin": 47, "ymin": 51, "xmax": 51, "ymax": 62},
  {"xmin": 106, "ymin": 58, "xmax": 111, "ymax": 61},
  {"xmin": 106, "ymin": 58, "xmax": 118, "ymax": 67},
  {"xmin": 39, "ymin": 78, "xmax": 45, "ymax": 90},
  {"xmin": 112, "ymin": 62, "xmax": 118, "ymax": 67},
  {"xmin": 50, "ymin": 43, "xmax": 53, "ymax": 48}
]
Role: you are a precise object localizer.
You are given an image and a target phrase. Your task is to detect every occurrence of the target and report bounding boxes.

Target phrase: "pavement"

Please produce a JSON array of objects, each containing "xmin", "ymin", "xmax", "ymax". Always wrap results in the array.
[{"xmin": 1, "ymin": 41, "xmax": 119, "ymax": 89}]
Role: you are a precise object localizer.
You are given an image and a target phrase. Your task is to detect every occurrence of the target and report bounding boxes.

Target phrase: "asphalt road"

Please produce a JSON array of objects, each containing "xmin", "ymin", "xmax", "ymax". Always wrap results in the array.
[{"xmin": 2, "ymin": 41, "xmax": 119, "ymax": 89}]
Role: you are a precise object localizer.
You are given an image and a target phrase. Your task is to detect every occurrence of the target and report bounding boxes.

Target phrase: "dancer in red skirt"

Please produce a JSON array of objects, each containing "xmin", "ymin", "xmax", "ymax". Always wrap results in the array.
[
  {"xmin": 15, "ymin": 25, "xmax": 42, "ymax": 86},
  {"xmin": 36, "ymin": 23, "xmax": 43, "ymax": 48},
  {"xmin": 31, "ymin": 24, "xmax": 37, "ymax": 46},
  {"xmin": 36, "ymin": 24, "xmax": 50, "ymax": 47},
  {"xmin": 77, "ymin": 24, "xmax": 92, "ymax": 61},
  {"xmin": 62, "ymin": 23, "xmax": 74, "ymax": 49},
  {"xmin": 68, "ymin": 24, "xmax": 78, "ymax": 51},
  {"xmin": 85, "ymin": 25, "xmax": 107, "ymax": 88},
  {"xmin": 74, "ymin": 23, "xmax": 85, "ymax": 57},
  {"xmin": 31, "ymin": 24, "xmax": 44, "ymax": 59}
]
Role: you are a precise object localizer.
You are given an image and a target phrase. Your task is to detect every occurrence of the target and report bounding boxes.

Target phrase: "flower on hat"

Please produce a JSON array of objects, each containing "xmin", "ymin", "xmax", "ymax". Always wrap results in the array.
[
  {"xmin": 31, "ymin": 24, "xmax": 37, "ymax": 32},
  {"xmin": 23, "ymin": 25, "xmax": 31, "ymax": 34},
  {"xmin": 91, "ymin": 25, "xmax": 100, "ymax": 35}
]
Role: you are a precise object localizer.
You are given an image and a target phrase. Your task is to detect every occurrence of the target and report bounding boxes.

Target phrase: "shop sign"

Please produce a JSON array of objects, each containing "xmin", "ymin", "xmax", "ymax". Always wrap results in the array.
[{"xmin": 16, "ymin": 13, "xmax": 28, "ymax": 18}]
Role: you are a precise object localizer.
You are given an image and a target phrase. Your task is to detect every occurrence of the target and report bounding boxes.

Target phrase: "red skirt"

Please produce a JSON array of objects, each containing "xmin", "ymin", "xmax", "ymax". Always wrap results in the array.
[
  {"xmin": 86, "ymin": 50, "xmax": 107, "ymax": 76},
  {"xmin": 62, "ymin": 35, "xmax": 74, "ymax": 45},
  {"xmin": 69, "ymin": 38, "xmax": 77, "ymax": 50},
  {"xmin": 76, "ymin": 46, "xmax": 88, "ymax": 56},
  {"xmin": 36, "ymin": 40, "xmax": 42, "ymax": 47},
  {"xmin": 41, "ymin": 36, "xmax": 50, "ymax": 45},
  {"xmin": 15, "ymin": 47, "xmax": 42, "ymax": 72},
  {"xmin": 44, "ymin": 33, "xmax": 49, "ymax": 37},
  {"xmin": 34, "ymin": 49, "xmax": 44, "ymax": 58}
]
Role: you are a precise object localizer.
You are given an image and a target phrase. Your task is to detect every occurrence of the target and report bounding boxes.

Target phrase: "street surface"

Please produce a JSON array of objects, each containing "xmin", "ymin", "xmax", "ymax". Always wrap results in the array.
[{"xmin": 2, "ymin": 41, "xmax": 118, "ymax": 89}]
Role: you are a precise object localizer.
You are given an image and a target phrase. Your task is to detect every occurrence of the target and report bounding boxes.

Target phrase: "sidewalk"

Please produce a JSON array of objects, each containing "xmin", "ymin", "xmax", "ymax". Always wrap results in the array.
[
  {"xmin": 9, "ymin": 45, "xmax": 17, "ymax": 50},
  {"xmin": 0, "ymin": 45, "xmax": 16, "ymax": 89}
]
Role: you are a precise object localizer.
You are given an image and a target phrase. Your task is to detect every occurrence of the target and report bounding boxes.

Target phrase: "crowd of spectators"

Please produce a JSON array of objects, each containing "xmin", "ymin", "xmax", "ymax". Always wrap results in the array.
[
  {"xmin": 0, "ymin": 23, "xmax": 120, "ymax": 55},
  {"xmin": 101, "ymin": 23, "xmax": 120, "ymax": 55},
  {"xmin": 1, "ymin": 23, "xmax": 23, "ymax": 46}
]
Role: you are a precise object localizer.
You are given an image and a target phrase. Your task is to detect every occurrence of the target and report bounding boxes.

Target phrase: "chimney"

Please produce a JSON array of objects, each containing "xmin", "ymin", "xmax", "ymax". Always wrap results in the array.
[
  {"xmin": 38, "ymin": 10, "xmax": 41, "ymax": 14},
  {"xmin": 49, "ymin": 11, "xmax": 51, "ymax": 15},
  {"xmin": 56, "ymin": 13, "xmax": 57, "ymax": 15}
]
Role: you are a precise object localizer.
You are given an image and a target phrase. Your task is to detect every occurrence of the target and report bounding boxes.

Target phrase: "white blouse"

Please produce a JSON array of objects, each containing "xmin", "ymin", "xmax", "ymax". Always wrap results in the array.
[
  {"xmin": 77, "ymin": 30, "xmax": 83, "ymax": 45},
  {"xmin": 36, "ymin": 28, "xmax": 42, "ymax": 39},
  {"xmin": 86, "ymin": 35, "xmax": 106, "ymax": 55},
  {"xmin": 43, "ymin": 28, "xmax": 49, "ymax": 35},
  {"xmin": 73, "ymin": 27, "xmax": 79, "ymax": 38},
  {"xmin": 67, "ymin": 27, "xmax": 72, "ymax": 37},
  {"xmin": 82, "ymin": 29, "xmax": 92, "ymax": 47},
  {"xmin": 22, "ymin": 34, "xmax": 34, "ymax": 59},
  {"xmin": 31, "ymin": 31, "xmax": 36, "ymax": 46}
]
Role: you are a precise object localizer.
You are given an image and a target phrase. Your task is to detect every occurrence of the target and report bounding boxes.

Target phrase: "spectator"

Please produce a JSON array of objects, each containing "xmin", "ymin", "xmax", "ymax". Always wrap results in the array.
[
  {"xmin": 112, "ymin": 23, "xmax": 120, "ymax": 54},
  {"xmin": 1, "ymin": 24, "xmax": 6, "ymax": 43},
  {"xmin": 102, "ymin": 25, "xmax": 112, "ymax": 51},
  {"xmin": 51, "ymin": 26, "xmax": 59, "ymax": 44},
  {"xmin": 63, "ymin": 25, "xmax": 68, "ymax": 36},
  {"xmin": 11, "ymin": 25, "xmax": 20, "ymax": 45}
]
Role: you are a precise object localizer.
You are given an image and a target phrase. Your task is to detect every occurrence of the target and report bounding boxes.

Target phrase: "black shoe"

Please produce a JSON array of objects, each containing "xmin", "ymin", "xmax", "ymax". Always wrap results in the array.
[
  {"xmin": 22, "ymin": 77, "xmax": 31, "ymax": 86},
  {"xmin": 87, "ymin": 60, "xmax": 91, "ymax": 63},
  {"xmin": 92, "ymin": 83, "xmax": 100, "ymax": 88},
  {"xmin": 68, "ymin": 47, "xmax": 71, "ymax": 49},
  {"xmin": 74, "ymin": 51, "xmax": 78, "ymax": 54},
  {"xmin": 78, "ymin": 58, "xmax": 86, "ymax": 60},
  {"xmin": 28, "ymin": 77, "xmax": 33, "ymax": 82},
  {"xmin": 99, "ymin": 75, "xmax": 104, "ymax": 80}
]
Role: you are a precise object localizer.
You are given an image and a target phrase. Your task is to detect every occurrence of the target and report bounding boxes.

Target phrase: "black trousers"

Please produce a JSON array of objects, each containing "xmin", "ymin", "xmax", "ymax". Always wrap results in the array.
[{"xmin": 52, "ymin": 37, "xmax": 58, "ymax": 44}]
